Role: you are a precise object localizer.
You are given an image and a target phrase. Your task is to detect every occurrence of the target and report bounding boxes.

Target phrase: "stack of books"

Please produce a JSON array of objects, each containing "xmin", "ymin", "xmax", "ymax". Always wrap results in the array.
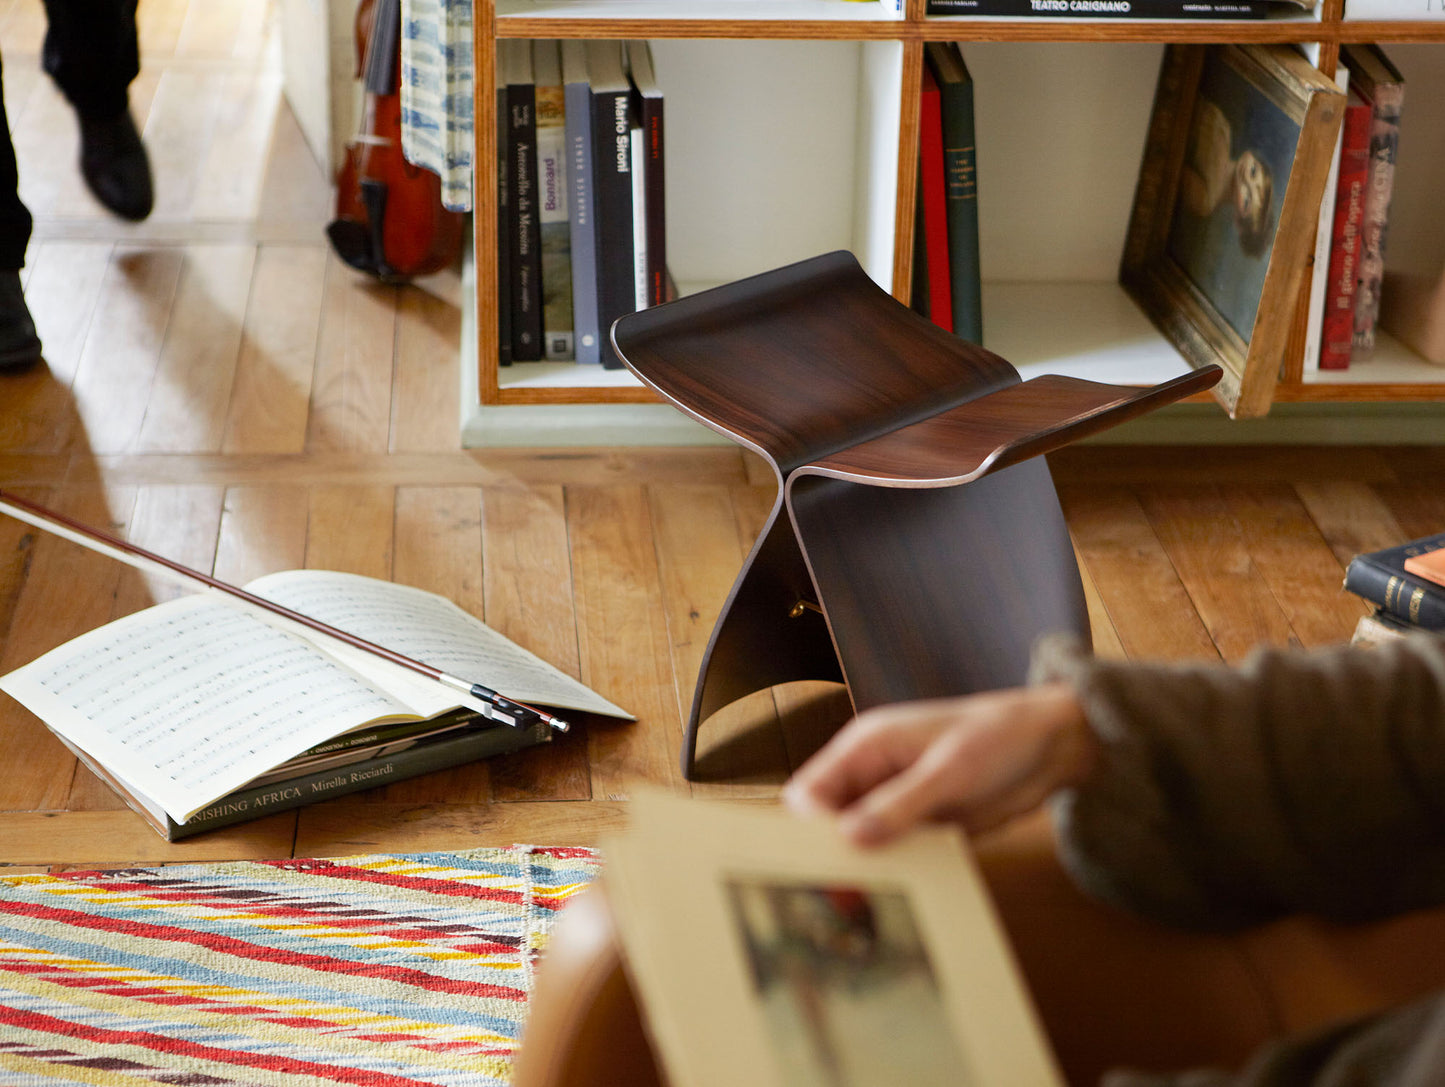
[
  {"xmin": 499, "ymin": 39, "xmax": 666, "ymax": 370},
  {"xmin": 1345, "ymin": 532, "xmax": 1445, "ymax": 645}
]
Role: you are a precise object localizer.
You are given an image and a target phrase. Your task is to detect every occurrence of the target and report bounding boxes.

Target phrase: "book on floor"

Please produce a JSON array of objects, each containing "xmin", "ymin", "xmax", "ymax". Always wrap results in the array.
[
  {"xmin": 0, "ymin": 569, "xmax": 631, "ymax": 838},
  {"xmin": 1343, "ymin": 531, "xmax": 1445, "ymax": 630}
]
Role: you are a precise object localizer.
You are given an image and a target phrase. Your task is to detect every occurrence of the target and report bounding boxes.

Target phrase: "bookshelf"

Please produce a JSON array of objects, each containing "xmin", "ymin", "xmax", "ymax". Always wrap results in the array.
[{"xmin": 471, "ymin": 0, "xmax": 1445, "ymax": 435}]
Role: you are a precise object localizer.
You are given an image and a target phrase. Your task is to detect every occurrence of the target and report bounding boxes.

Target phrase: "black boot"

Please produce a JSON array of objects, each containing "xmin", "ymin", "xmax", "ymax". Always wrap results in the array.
[
  {"xmin": 0, "ymin": 271, "xmax": 41, "ymax": 371},
  {"xmin": 79, "ymin": 109, "xmax": 152, "ymax": 222}
]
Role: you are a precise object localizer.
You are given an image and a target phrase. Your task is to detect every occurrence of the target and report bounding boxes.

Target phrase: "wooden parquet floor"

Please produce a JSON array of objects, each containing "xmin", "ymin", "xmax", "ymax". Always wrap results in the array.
[{"xmin": 0, "ymin": 1, "xmax": 1440, "ymax": 870}]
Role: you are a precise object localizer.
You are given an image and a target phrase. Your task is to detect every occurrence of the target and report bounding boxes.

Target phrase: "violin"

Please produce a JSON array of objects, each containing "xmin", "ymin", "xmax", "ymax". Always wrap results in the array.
[{"xmin": 327, "ymin": 0, "xmax": 464, "ymax": 281}]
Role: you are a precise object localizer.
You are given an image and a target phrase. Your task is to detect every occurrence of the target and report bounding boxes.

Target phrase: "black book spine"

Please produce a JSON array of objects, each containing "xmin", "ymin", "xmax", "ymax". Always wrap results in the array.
[
  {"xmin": 165, "ymin": 722, "xmax": 549, "ymax": 840},
  {"xmin": 508, "ymin": 83, "xmax": 544, "ymax": 361},
  {"xmin": 497, "ymin": 84, "xmax": 512, "ymax": 367},
  {"xmin": 591, "ymin": 86, "xmax": 636, "ymax": 369}
]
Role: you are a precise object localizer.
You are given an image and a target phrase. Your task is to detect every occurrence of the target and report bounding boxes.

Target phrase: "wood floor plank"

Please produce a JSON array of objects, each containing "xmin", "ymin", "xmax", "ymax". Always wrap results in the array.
[
  {"xmin": 1224, "ymin": 483, "xmax": 1369, "ymax": 648},
  {"xmin": 111, "ymin": 484, "xmax": 225, "ymax": 614},
  {"xmin": 294, "ymin": 800, "xmax": 642, "ymax": 856},
  {"xmin": 480, "ymin": 484, "xmax": 591, "ymax": 803},
  {"xmin": 0, "ymin": 1, "xmax": 44, "ymax": 56},
  {"xmin": 391, "ymin": 282, "xmax": 464, "ymax": 453},
  {"xmin": 651, "ymin": 484, "xmax": 787, "ymax": 796},
  {"xmin": 213, "ymin": 483, "xmax": 310, "ymax": 585},
  {"xmin": 1372, "ymin": 480, "xmax": 1445, "ymax": 543},
  {"xmin": 187, "ymin": 67, "xmax": 283, "ymax": 223},
  {"xmin": 99, "ymin": 448, "xmax": 753, "ymax": 488},
  {"xmin": 0, "ymin": 809, "xmax": 297, "ymax": 867},
  {"xmin": 0, "ymin": 485, "xmax": 133, "ymax": 813},
  {"xmin": 176, "ymin": 0, "xmax": 267, "ymax": 60},
  {"xmin": 303, "ymin": 484, "xmax": 394, "ymax": 579},
  {"xmin": 385, "ymin": 485, "xmax": 492, "ymax": 805},
  {"xmin": 568, "ymin": 484, "xmax": 685, "ymax": 799},
  {"xmin": 135, "ymin": 0, "xmax": 191, "ymax": 56},
  {"xmin": 142, "ymin": 65, "xmax": 228, "ymax": 222},
  {"xmin": 1047, "ymin": 446, "xmax": 1399, "ymax": 486},
  {"xmin": 1076, "ymin": 542, "xmax": 1126, "ymax": 661},
  {"xmin": 136, "ymin": 244, "xmax": 255, "ymax": 453},
  {"xmin": 1137, "ymin": 484, "xmax": 1297, "ymax": 663},
  {"xmin": 69, "ymin": 247, "xmax": 184, "ymax": 455},
  {"xmin": 12, "ymin": 242, "xmax": 112, "ymax": 456},
  {"xmin": 222, "ymin": 243, "xmax": 327, "ymax": 454},
  {"xmin": 1293, "ymin": 481, "xmax": 1406, "ymax": 569},
  {"xmin": 1057, "ymin": 484, "xmax": 1219, "ymax": 663},
  {"xmin": 306, "ymin": 255, "xmax": 398, "ymax": 453}
]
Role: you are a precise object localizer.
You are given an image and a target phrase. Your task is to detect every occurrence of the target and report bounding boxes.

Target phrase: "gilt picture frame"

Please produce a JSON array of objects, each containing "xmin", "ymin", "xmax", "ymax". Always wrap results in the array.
[{"xmin": 1120, "ymin": 44, "xmax": 1344, "ymax": 419}]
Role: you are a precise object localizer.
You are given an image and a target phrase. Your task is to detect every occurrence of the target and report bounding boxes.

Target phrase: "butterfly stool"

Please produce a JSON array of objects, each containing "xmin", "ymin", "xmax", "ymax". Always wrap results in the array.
[{"xmin": 612, "ymin": 250, "xmax": 1221, "ymax": 780}]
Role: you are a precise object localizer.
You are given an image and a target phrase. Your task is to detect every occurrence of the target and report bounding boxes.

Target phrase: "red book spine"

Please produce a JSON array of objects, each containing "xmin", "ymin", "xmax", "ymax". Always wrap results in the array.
[
  {"xmin": 919, "ymin": 66, "xmax": 952, "ymax": 333},
  {"xmin": 1319, "ymin": 93, "xmax": 1371, "ymax": 371}
]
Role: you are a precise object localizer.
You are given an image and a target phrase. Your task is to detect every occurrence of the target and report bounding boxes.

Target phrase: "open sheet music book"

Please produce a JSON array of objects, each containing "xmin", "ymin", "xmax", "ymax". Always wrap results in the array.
[
  {"xmin": 0, "ymin": 570, "xmax": 630, "ymax": 836},
  {"xmin": 602, "ymin": 793, "xmax": 1062, "ymax": 1087}
]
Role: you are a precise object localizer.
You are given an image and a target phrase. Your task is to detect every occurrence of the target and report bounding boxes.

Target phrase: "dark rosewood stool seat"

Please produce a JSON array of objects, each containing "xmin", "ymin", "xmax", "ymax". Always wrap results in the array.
[{"xmin": 613, "ymin": 251, "xmax": 1220, "ymax": 780}]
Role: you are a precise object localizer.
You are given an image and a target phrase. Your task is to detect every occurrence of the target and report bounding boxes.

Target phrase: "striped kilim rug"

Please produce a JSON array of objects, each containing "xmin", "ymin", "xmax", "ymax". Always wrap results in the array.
[{"xmin": 0, "ymin": 845, "xmax": 602, "ymax": 1086}]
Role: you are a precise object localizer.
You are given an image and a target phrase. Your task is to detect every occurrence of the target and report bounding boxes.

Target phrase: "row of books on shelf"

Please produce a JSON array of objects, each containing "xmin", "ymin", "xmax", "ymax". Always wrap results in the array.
[
  {"xmin": 925, "ymin": 0, "xmax": 1307, "ymax": 17},
  {"xmin": 1347, "ymin": 532, "xmax": 1445, "ymax": 645},
  {"xmin": 925, "ymin": 0, "xmax": 1439, "ymax": 15},
  {"xmin": 1303, "ymin": 44, "xmax": 1445, "ymax": 375},
  {"xmin": 499, "ymin": 38, "xmax": 665, "ymax": 370}
]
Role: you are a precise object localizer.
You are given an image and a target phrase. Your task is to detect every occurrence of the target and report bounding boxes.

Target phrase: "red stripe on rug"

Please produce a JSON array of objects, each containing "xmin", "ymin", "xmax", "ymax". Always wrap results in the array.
[
  {"xmin": 44, "ymin": 882, "xmax": 520, "ymax": 943},
  {"xmin": 260, "ymin": 860, "xmax": 526, "ymax": 903},
  {"xmin": 0, "ymin": 901, "xmax": 526, "ymax": 1002},
  {"xmin": 0, "ymin": 1004, "xmax": 446, "ymax": 1087}
]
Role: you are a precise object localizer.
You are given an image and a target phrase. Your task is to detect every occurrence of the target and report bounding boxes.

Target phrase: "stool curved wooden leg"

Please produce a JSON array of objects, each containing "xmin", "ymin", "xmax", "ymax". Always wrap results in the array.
[
  {"xmin": 785, "ymin": 457, "xmax": 1090, "ymax": 711},
  {"xmin": 682, "ymin": 495, "xmax": 842, "ymax": 780}
]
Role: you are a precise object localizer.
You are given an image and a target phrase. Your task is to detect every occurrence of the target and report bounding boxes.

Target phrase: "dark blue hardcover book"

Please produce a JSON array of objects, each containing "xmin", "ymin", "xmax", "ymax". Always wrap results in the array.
[{"xmin": 1344, "ymin": 531, "xmax": 1445, "ymax": 630}]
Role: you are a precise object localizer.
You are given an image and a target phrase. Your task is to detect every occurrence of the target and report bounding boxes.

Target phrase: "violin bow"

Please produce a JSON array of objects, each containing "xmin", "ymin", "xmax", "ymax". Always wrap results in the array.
[{"xmin": 0, "ymin": 489, "xmax": 570, "ymax": 733}]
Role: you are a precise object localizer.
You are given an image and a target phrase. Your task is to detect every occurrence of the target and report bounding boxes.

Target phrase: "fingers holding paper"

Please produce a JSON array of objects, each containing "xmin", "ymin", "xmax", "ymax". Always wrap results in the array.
[{"xmin": 781, "ymin": 682, "xmax": 1098, "ymax": 847}]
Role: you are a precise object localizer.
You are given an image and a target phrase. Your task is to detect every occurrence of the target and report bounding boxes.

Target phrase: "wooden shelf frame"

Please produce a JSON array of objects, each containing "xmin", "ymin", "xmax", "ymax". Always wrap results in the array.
[{"xmin": 475, "ymin": 1, "xmax": 1445, "ymax": 410}]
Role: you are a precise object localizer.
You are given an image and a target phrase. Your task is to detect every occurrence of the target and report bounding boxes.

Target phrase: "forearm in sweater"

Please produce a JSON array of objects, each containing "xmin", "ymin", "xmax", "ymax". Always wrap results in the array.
[{"xmin": 1030, "ymin": 632, "xmax": 1445, "ymax": 929}]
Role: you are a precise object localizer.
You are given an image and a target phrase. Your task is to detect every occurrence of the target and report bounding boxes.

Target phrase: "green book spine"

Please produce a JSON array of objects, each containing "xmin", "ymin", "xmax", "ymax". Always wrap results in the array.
[
  {"xmin": 164, "ymin": 721, "xmax": 550, "ymax": 840},
  {"xmin": 928, "ymin": 43, "xmax": 983, "ymax": 346}
]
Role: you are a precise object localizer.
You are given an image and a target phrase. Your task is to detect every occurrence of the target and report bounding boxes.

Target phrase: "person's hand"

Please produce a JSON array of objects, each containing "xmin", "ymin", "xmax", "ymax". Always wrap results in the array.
[{"xmin": 781, "ymin": 682, "xmax": 1097, "ymax": 847}]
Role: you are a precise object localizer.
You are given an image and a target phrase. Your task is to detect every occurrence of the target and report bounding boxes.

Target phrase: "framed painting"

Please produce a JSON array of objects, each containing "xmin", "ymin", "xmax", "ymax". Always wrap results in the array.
[
  {"xmin": 1120, "ymin": 44, "xmax": 1345, "ymax": 418},
  {"xmin": 601, "ymin": 791, "xmax": 1063, "ymax": 1087}
]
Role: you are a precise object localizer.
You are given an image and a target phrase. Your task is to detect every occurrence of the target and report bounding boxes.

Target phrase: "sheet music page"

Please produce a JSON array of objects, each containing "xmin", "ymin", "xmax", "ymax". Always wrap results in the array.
[
  {"xmin": 246, "ymin": 570, "xmax": 632, "ymax": 718},
  {"xmin": 0, "ymin": 595, "xmax": 429, "ymax": 824}
]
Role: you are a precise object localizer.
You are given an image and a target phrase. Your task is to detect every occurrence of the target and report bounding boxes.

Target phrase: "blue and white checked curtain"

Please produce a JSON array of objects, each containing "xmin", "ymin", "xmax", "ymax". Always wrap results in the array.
[{"xmin": 400, "ymin": 0, "xmax": 475, "ymax": 212}]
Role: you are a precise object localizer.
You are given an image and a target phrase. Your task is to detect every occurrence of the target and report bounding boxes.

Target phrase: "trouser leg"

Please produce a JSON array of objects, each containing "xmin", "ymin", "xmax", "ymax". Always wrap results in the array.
[
  {"xmin": 0, "ymin": 53, "xmax": 32, "ymax": 272},
  {"xmin": 41, "ymin": 0, "xmax": 140, "ymax": 122}
]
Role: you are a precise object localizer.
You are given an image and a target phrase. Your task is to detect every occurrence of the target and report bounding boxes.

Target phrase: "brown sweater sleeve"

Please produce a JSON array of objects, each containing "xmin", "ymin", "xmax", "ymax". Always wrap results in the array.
[{"xmin": 1029, "ymin": 632, "xmax": 1445, "ymax": 930}]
